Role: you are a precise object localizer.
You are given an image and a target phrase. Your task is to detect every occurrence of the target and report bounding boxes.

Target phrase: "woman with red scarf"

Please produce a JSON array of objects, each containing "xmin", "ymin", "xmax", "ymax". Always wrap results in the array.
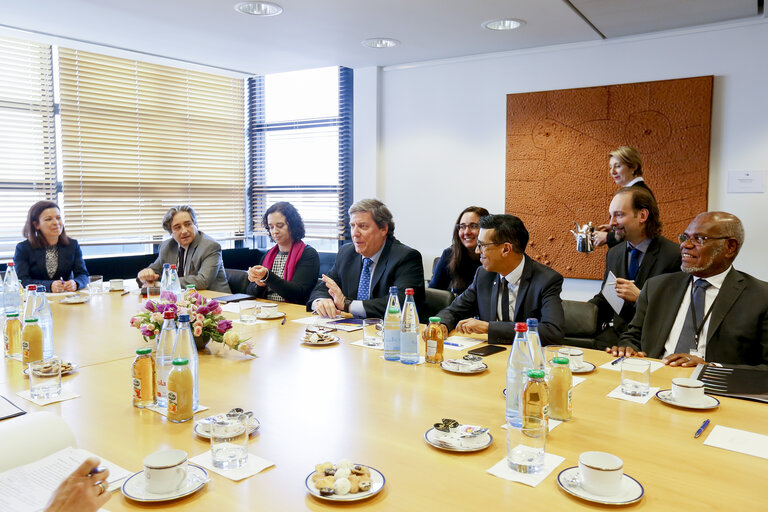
[{"xmin": 246, "ymin": 202, "xmax": 320, "ymax": 304}]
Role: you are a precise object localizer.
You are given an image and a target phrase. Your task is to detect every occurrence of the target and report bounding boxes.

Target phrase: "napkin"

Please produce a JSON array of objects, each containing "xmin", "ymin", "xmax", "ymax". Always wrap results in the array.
[
  {"xmin": 599, "ymin": 359, "xmax": 664, "ymax": 373},
  {"xmin": 350, "ymin": 339, "xmax": 383, "ymax": 350},
  {"xmin": 145, "ymin": 404, "xmax": 209, "ymax": 417},
  {"xmin": 572, "ymin": 376, "xmax": 586, "ymax": 387},
  {"xmin": 443, "ymin": 336, "xmax": 485, "ymax": 351},
  {"xmin": 16, "ymin": 389, "xmax": 80, "ymax": 406},
  {"xmin": 486, "ymin": 453, "xmax": 565, "ymax": 487},
  {"xmin": 703, "ymin": 425, "xmax": 768, "ymax": 460},
  {"xmin": 189, "ymin": 451, "xmax": 275, "ymax": 481},
  {"xmin": 606, "ymin": 385, "xmax": 659, "ymax": 404}
]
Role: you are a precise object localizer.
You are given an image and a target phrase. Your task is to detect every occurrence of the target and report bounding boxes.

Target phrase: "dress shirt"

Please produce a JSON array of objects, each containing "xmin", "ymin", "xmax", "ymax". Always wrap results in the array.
[
  {"xmin": 496, "ymin": 258, "xmax": 525, "ymax": 321},
  {"xmin": 662, "ymin": 266, "xmax": 732, "ymax": 357}
]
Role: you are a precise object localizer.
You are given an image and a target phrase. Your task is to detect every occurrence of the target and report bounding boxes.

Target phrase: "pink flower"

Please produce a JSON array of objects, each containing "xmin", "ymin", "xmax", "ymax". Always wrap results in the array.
[
  {"xmin": 194, "ymin": 321, "xmax": 204, "ymax": 330},
  {"xmin": 153, "ymin": 329, "xmax": 160, "ymax": 335},
  {"xmin": 217, "ymin": 319, "xmax": 233, "ymax": 334},
  {"xmin": 193, "ymin": 325, "xmax": 203, "ymax": 337},
  {"xmin": 213, "ymin": 306, "xmax": 223, "ymax": 315},
  {"xmin": 196, "ymin": 313, "xmax": 205, "ymax": 323}
]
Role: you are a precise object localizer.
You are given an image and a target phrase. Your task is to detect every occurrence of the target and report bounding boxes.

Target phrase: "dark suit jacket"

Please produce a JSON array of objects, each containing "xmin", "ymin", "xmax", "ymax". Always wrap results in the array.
[
  {"xmin": 428, "ymin": 246, "xmax": 481, "ymax": 295},
  {"xmin": 307, "ymin": 237, "xmax": 425, "ymax": 319},
  {"xmin": 246, "ymin": 245, "xmax": 320, "ymax": 305},
  {"xmin": 148, "ymin": 232, "xmax": 231, "ymax": 293},
  {"xmin": 436, "ymin": 255, "xmax": 564, "ymax": 345},
  {"xmin": 606, "ymin": 181, "xmax": 655, "ymax": 248},
  {"xmin": 589, "ymin": 236, "xmax": 681, "ymax": 347},
  {"xmin": 619, "ymin": 269, "xmax": 768, "ymax": 367},
  {"xmin": 14, "ymin": 239, "xmax": 90, "ymax": 290}
]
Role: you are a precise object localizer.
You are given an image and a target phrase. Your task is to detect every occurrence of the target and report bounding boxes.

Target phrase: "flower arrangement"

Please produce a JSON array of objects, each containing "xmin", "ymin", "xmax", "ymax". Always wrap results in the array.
[{"xmin": 130, "ymin": 289, "xmax": 254, "ymax": 355}]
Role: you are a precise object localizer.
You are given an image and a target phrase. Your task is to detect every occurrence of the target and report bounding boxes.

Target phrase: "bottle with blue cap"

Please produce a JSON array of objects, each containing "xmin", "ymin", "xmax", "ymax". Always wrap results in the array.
[{"xmin": 383, "ymin": 286, "xmax": 401, "ymax": 361}]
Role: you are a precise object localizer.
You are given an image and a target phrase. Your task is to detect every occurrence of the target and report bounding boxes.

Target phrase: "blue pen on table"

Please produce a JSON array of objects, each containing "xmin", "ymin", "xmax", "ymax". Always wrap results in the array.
[
  {"xmin": 444, "ymin": 341, "xmax": 461, "ymax": 347},
  {"xmin": 610, "ymin": 356, "xmax": 625, "ymax": 365},
  {"xmin": 694, "ymin": 419, "xmax": 710, "ymax": 438}
]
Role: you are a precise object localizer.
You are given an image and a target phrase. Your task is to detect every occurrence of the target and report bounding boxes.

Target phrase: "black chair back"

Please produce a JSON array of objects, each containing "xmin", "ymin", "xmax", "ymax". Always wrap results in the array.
[
  {"xmin": 424, "ymin": 288, "xmax": 454, "ymax": 318},
  {"xmin": 225, "ymin": 268, "xmax": 250, "ymax": 294}
]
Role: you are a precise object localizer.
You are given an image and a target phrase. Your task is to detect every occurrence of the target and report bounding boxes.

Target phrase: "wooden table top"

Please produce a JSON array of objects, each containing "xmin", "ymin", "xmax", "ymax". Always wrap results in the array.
[{"xmin": 1, "ymin": 291, "xmax": 765, "ymax": 510}]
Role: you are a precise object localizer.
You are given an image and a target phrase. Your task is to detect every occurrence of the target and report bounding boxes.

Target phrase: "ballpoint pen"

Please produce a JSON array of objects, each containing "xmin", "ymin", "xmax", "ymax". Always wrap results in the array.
[
  {"xmin": 610, "ymin": 356, "xmax": 625, "ymax": 365},
  {"xmin": 694, "ymin": 419, "xmax": 710, "ymax": 438},
  {"xmin": 444, "ymin": 341, "xmax": 460, "ymax": 347}
]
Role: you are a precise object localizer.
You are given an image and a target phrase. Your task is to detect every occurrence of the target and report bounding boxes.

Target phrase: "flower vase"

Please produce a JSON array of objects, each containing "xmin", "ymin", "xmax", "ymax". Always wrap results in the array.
[{"xmin": 194, "ymin": 334, "xmax": 210, "ymax": 350}]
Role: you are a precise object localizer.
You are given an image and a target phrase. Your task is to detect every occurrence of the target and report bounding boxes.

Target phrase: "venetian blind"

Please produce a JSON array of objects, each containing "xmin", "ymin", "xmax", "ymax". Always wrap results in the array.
[
  {"xmin": 248, "ymin": 66, "xmax": 353, "ymax": 241},
  {"xmin": 0, "ymin": 36, "xmax": 56, "ymax": 252},
  {"xmin": 58, "ymin": 48, "xmax": 246, "ymax": 242}
]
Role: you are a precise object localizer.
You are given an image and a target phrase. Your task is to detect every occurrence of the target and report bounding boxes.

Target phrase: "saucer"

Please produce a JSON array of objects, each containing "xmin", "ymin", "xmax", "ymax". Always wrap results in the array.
[
  {"xmin": 193, "ymin": 415, "xmax": 261, "ymax": 439},
  {"xmin": 59, "ymin": 294, "xmax": 90, "ymax": 304},
  {"xmin": 23, "ymin": 362, "xmax": 78, "ymax": 377},
  {"xmin": 257, "ymin": 311, "xmax": 285, "ymax": 320},
  {"xmin": 571, "ymin": 361, "xmax": 596, "ymax": 374},
  {"xmin": 302, "ymin": 334, "xmax": 340, "ymax": 345},
  {"xmin": 557, "ymin": 466, "xmax": 644, "ymax": 505},
  {"xmin": 121, "ymin": 463, "xmax": 208, "ymax": 502},
  {"xmin": 424, "ymin": 427, "xmax": 492, "ymax": 452},
  {"xmin": 305, "ymin": 464, "xmax": 385, "ymax": 501},
  {"xmin": 440, "ymin": 359, "xmax": 488, "ymax": 374},
  {"xmin": 654, "ymin": 389, "xmax": 720, "ymax": 410}
]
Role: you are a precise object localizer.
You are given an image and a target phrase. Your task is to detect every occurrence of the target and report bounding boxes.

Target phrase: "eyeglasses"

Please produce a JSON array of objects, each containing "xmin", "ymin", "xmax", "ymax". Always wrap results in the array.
[
  {"xmin": 476, "ymin": 241, "xmax": 505, "ymax": 251},
  {"xmin": 456, "ymin": 223, "xmax": 480, "ymax": 231},
  {"xmin": 678, "ymin": 233, "xmax": 731, "ymax": 246}
]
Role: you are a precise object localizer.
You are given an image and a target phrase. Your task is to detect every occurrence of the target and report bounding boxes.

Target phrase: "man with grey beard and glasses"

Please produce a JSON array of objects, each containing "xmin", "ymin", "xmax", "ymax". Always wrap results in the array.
[{"xmin": 606, "ymin": 211, "xmax": 768, "ymax": 369}]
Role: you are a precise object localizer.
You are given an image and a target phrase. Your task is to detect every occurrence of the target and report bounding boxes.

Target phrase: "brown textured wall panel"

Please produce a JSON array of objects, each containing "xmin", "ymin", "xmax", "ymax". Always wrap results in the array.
[{"xmin": 506, "ymin": 76, "xmax": 712, "ymax": 279}]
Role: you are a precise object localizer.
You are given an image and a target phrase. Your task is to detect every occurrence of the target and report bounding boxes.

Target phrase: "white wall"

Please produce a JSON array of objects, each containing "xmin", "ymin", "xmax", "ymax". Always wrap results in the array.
[{"xmin": 354, "ymin": 18, "xmax": 768, "ymax": 300}]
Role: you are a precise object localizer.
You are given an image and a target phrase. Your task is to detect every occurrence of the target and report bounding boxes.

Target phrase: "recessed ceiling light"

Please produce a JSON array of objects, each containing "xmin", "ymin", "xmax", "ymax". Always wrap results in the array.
[
  {"xmin": 361, "ymin": 38, "xmax": 400, "ymax": 49},
  {"xmin": 234, "ymin": 2, "xmax": 283, "ymax": 16},
  {"xmin": 482, "ymin": 19, "xmax": 526, "ymax": 31}
]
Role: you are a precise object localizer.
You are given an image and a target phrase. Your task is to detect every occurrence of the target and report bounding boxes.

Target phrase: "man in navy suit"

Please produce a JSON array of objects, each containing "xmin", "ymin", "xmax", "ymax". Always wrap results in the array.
[
  {"xmin": 609, "ymin": 212, "xmax": 768, "ymax": 368},
  {"xmin": 589, "ymin": 187, "xmax": 681, "ymax": 348},
  {"xmin": 308, "ymin": 199, "xmax": 425, "ymax": 319},
  {"xmin": 436, "ymin": 214, "xmax": 564, "ymax": 345}
]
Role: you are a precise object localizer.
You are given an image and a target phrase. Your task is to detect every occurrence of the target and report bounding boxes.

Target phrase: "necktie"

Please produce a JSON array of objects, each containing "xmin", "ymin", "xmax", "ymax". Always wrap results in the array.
[
  {"xmin": 178, "ymin": 247, "xmax": 186, "ymax": 277},
  {"xmin": 356, "ymin": 258, "xmax": 373, "ymax": 301},
  {"xmin": 673, "ymin": 279, "xmax": 712, "ymax": 354},
  {"xmin": 627, "ymin": 247, "xmax": 641, "ymax": 281},
  {"xmin": 500, "ymin": 276, "xmax": 511, "ymax": 322}
]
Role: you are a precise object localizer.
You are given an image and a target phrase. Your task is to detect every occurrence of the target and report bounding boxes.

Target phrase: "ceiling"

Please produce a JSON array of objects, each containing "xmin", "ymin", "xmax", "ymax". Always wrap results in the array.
[{"xmin": 0, "ymin": 0, "xmax": 761, "ymax": 75}]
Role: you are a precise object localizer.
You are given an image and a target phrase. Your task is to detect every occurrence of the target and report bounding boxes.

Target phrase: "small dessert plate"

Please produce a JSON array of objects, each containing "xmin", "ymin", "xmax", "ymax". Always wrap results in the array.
[
  {"xmin": 193, "ymin": 415, "xmax": 261, "ymax": 439},
  {"xmin": 301, "ymin": 334, "xmax": 340, "ymax": 346},
  {"xmin": 571, "ymin": 361, "xmax": 596, "ymax": 374},
  {"xmin": 440, "ymin": 359, "xmax": 488, "ymax": 374},
  {"xmin": 257, "ymin": 311, "xmax": 286, "ymax": 320},
  {"xmin": 654, "ymin": 389, "xmax": 720, "ymax": 410},
  {"xmin": 59, "ymin": 294, "xmax": 90, "ymax": 304},
  {"xmin": 305, "ymin": 464, "xmax": 385, "ymax": 502},
  {"xmin": 121, "ymin": 463, "xmax": 208, "ymax": 502},
  {"xmin": 424, "ymin": 427, "xmax": 492, "ymax": 452},
  {"xmin": 23, "ymin": 361, "xmax": 78, "ymax": 377},
  {"xmin": 557, "ymin": 466, "xmax": 644, "ymax": 505}
]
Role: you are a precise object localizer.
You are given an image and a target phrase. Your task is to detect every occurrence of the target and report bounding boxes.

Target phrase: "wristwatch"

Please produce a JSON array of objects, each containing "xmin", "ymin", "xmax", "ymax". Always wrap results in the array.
[{"xmin": 343, "ymin": 298, "xmax": 352, "ymax": 313}]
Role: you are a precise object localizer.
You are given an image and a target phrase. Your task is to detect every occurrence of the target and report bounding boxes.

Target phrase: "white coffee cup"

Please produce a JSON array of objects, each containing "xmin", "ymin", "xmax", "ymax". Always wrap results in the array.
[
  {"xmin": 109, "ymin": 279, "xmax": 124, "ymax": 291},
  {"xmin": 259, "ymin": 304, "xmax": 279, "ymax": 317},
  {"xmin": 559, "ymin": 348, "xmax": 584, "ymax": 369},
  {"xmin": 143, "ymin": 449, "xmax": 188, "ymax": 494},
  {"xmin": 671, "ymin": 377, "xmax": 705, "ymax": 404},
  {"xmin": 578, "ymin": 451, "xmax": 624, "ymax": 497}
]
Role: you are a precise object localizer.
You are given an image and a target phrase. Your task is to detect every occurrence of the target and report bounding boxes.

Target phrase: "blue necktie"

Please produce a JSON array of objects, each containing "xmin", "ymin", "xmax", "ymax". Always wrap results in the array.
[
  {"xmin": 357, "ymin": 258, "xmax": 373, "ymax": 301},
  {"xmin": 627, "ymin": 247, "xmax": 641, "ymax": 281},
  {"xmin": 674, "ymin": 279, "xmax": 712, "ymax": 354}
]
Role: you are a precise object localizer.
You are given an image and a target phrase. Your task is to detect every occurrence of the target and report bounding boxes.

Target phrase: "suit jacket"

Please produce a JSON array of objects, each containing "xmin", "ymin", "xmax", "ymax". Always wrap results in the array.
[
  {"xmin": 437, "ymin": 255, "xmax": 565, "ymax": 345},
  {"xmin": 428, "ymin": 246, "xmax": 481, "ymax": 295},
  {"xmin": 589, "ymin": 236, "xmax": 681, "ymax": 347},
  {"xmin": 148, "ymin": 232, "xmax": 231, "ymax": 293},
  {"xmin": 606, "ymin": 181, "xmax": 655, "ymax": 248},
  {"xmin": 307, "ymin": 237, "xmax": 425, "ymax": 319},
  {"xmin": 619, "ymin": 269, "xmax": 768, "ymax": 367},
  {"xmin": 246, "ymin": 245, "xmax": 320, "ymax": 305},
  {"xmin": 14, "ymin": 239, "xmax": 90, "ymax": 290}
]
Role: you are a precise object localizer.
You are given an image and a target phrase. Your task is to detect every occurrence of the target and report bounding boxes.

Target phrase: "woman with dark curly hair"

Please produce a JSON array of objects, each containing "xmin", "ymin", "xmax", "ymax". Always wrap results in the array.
[
  {"xmin": 14, "ymin": 200, "xmax": 89, "ymax": 292},
  {"xmin": 429, "ymin": 206, "xmax": 489, "ymax": 295},
  {"xmin": 246, "ymin": 202, "xmax": 320, "ymax": 304}
]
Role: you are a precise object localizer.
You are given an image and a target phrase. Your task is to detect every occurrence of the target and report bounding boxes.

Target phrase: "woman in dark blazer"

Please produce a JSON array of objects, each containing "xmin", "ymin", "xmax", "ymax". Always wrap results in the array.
[
  {"xmin": 246, "ymin": 202, "xmax": 320, "ymax": 304},
  {"xmin": 594, "ymin": 146, "xmax": 655, "ymax": 248},
  {"xmin": 14, "ymin": 200, "xmax": 89, "ymax": 292},
  {"xmin": 428, "ymin": 206, "xmax": 489, "ymax": 295}
]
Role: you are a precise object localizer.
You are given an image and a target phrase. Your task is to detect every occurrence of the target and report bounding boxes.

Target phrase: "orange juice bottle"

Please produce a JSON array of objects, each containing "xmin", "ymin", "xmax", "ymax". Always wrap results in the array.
[
  {"xmin": 5, "ymin": 313, "xmax": 22, "ymax": 359},
  {"xmin": 132, "ymin": 347, "xmax": 157, "ymax": 408},
  {"xmin": 167, "ymin": 358, "xmax": 193, "ymax": 423},
  {"xmin": 424, "ymin": 317, "xmax": 445, "ymax": 364},
  {"xmin": 21, "ymin": 318, "xmax": 43, "ymax": 365}
]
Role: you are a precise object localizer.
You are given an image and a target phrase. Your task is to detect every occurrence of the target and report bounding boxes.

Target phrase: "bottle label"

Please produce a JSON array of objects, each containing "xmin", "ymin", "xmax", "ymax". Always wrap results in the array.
[
  {"xmin": 22, "ymin": 340, "xmax": 29, "ymax": 358},
  {"xmin": 156, "ymin": 378, "xmax": 167, "ymax": 398},
  {"xmin": 426, "ymin": 340, "xmax": 437, "ymax": 357},
  {"xmin": 133, "ymin": 378, "xmax": 142, "ymax": 398},
  {"xmin": 168, "ymin": 391, "xmax": 178, "ymax": 413}
]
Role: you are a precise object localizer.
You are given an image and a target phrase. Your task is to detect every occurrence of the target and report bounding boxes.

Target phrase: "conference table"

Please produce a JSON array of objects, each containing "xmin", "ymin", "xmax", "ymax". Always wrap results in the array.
[{"xmin": 0, "ymin": 288, "xmax": 765, "ymax": 511}]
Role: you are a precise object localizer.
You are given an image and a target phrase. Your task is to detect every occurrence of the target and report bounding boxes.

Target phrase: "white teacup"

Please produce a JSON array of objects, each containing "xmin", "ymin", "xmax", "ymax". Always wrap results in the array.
[
  {"xmin": 109, "ymin": 279, "xmax": 124, "ymax": 291},
  {"xmin": 143, "ymin": 449, "xmax": 188, "ymax": 494},
  {"xmin": 559, "ymin": 348, "xmax": 584, "ymax": 369},
  {"xmin": 259, "ymin": 304, "xmax": 279, "ymax": 317},
  {"xmin": 578, "ymin": 451, "xmax": 624, "ymax": 497},
  {"xmin": 671, "ymin": 377, "xmax": 705, "ymax": 404}
]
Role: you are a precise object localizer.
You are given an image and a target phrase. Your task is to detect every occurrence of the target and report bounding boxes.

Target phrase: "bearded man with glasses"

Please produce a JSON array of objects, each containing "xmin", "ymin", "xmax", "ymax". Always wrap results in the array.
[{"xmin": 608, "ymin": 211, "xmax": 768, "ymax": 368}]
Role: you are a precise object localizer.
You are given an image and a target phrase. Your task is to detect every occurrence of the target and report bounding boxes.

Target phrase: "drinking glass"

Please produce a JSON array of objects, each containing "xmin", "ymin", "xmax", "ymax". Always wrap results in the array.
[
  {"xmin": 89, "ymin": 275, "xmax": 104, "ymax": 294},
  {"xmin": 506, "ymin": 416, "xmax": 547, "ymax": 474},
  {"xmin": 210, "ymin": 413, "xmax": 249, "ymax": 469},
  {"xmin": 29, "ymin": 357, "xmax": 62, "ymax": 399},
  {"xmin": 239, "ymin": 302, "xmax": 258, "ymax": 324},
  {"xmin": 620, "ymin": 359, "xmax": 650, "ymax": 396},
  {"xmin": 363, "ymin": 318, "xmax": 383, "ymax": 347},
  {"xmin": 544, "ymin": 345, "xmax": 565, "ymax": 376}
]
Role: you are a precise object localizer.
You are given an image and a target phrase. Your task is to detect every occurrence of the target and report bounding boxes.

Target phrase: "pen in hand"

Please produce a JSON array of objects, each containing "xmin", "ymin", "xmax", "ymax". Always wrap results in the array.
[
  {"xmin": 606, "ymin": 280, "xmax": 635, "ymax": 286},
  {"xmin": 694, "ymin": 419, "xmax": 710, "ymax": 438}
]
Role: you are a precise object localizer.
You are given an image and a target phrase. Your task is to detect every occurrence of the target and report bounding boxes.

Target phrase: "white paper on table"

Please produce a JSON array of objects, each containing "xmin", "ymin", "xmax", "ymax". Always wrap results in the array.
[
  {"xmin": 291, "ymin": 316, "xmax": 333, "ymax": 325},
  {"xmin": 601, "ymin": 271, "xmax": 625, "ymax": 315},
  {"xmin": 189, "ymin": 451, "xmax": 274, "ymax": 481},
  {"xmin": 703, "ymin": 425, "xmax": 768, "ymax": 460},
  {"xmin": 599, "ymin": 359, "xmax": 664, "ymax": 373},
  {"xmin": 606, "ymin": 385, "xmax": 659, "ymax": 404},
  {"xmin": 572, "ymin": 376, "xmax": 586, "ymax": 387},
  {"xmin": 16, "ymin": 389, "xmax": 80, "ymax": 406},
  {"xmin": 0, "ymin": 395, "xmax": 25, "ymax": 421},
  {"xmin": 145, "ymin": 404, "xmax": 209, "ymax": 417},
  {"xmin": 220, "ymin": 300, "xmax": 271, "ymax": 314},
  {"xmin": 0, "ymin": 446, "xmax": 132, "ymax": 511},
  {"xmin": 350, "ymin": 339, "xmax": 383, "ymax": 350},
  {"xmin": 486, "ymin": 453, "xmax": 565, "ymax": 487},
  {"xmin": 443, "ymin": 336, "xmax": 486, "ymax": 351}
]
